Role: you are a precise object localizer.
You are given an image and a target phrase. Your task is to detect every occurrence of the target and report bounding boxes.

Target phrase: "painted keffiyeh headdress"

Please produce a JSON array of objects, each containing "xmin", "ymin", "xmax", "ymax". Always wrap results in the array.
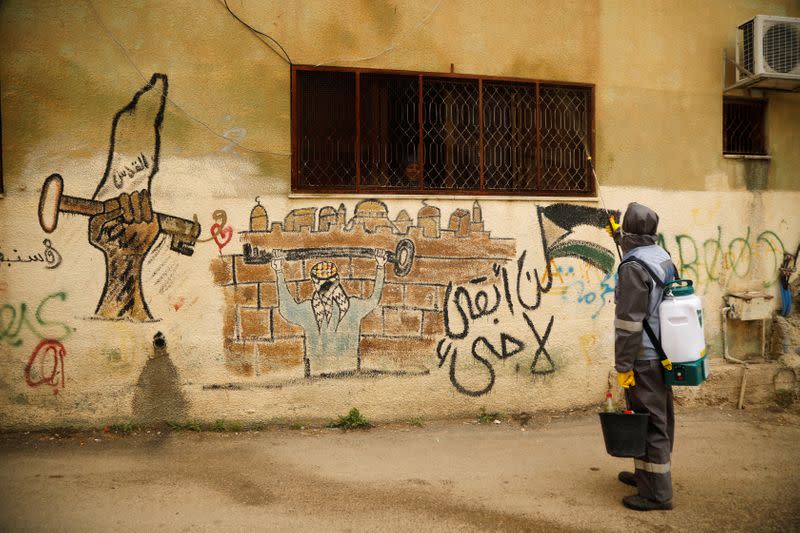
[{"xmin": 310, "ymin": 261, "xmax": 349, "ymax": 330}]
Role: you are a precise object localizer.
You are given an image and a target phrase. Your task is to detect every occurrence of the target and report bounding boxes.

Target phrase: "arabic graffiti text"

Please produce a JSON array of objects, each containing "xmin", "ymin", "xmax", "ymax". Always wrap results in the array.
[
  {"xmin": 437, "ymin": 254, "xmax": 555, "ymax": 397},
  {"xmin": 112, "ymin": 152, "xmax": 149, "ymax": 189},
  {"xmin": 0, "ymin": 292, "xmax": 72, "ymax": 347},
  {"xmin": 0, "ymin": 239, "xmax": 62, "ymax": 269}
]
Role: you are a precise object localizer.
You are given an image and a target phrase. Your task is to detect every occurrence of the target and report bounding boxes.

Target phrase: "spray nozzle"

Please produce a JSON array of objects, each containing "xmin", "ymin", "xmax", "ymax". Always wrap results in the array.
[{"xmin": 605, "ymin": 215, "xmax": 621, "ymax": 239}]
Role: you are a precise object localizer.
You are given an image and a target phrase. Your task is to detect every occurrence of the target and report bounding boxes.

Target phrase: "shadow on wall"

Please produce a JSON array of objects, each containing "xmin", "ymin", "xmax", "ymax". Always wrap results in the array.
[{"xmin": 132, "ymin": 332, "xmax": 188, "ymax": 423}]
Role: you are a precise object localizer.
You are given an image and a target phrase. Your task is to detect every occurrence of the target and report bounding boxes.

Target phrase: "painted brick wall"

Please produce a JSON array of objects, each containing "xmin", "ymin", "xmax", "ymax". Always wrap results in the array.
[{"xmin": 211, "ymin": 200, "xmax": 515, "ymax": 377}]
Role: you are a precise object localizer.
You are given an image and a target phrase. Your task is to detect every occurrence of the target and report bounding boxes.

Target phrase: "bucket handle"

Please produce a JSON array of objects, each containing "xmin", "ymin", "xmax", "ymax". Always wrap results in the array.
[{"xmin": 665, "ymin": 279, "xmax": 692, "ymax": 294}]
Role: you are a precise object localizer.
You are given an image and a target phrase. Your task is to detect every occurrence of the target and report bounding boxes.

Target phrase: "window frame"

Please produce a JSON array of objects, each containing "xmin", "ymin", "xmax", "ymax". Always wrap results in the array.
[
  {"xmin": 722, "ymin": 96, "xmax": 768, "ymax": 156},
  {"xmin": 291, "ymin": 65, "xmax": 596, "ymax": 197}
]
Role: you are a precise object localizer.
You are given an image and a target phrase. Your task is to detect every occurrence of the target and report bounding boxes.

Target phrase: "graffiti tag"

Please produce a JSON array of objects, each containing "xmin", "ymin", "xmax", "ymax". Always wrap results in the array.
[
  {"xmin": 24, "ymin": 339, "xmax": 67, "ymax": 394},
  {"xmin": 545, "ymin": 262, "xmax": 618, "ymax": 319},
  {"xmin": 198, "ymin": 210, "xmax": 233, "ymax": 252},
  {"xmin": 222, "ymin": 127, "xmax": 247, "ymax": 156},
  {"xmin": 659, "ymin": 227, "xmax": 785, "ymax": 288},
  {"xmin": 0, "ymin": 292, "xmax": 72, "ymax": 347}
]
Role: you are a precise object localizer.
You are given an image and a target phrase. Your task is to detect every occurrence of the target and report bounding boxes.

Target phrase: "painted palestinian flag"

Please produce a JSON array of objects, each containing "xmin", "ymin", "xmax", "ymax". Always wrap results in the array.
[{"xmin": 536, "ymin": 204, "xmax": 621, "ymax": 274}]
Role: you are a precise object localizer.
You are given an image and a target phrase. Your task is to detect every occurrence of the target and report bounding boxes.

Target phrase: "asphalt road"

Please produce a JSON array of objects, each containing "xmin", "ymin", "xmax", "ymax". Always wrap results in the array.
[{"xmin": 1, "ymin": 406, "xmax": 798, "ymax": 532}]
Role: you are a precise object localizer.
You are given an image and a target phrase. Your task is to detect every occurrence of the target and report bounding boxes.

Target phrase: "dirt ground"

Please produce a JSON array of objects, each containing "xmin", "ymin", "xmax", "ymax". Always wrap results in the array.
[{"xmin": 1, "ymin": 406, "xmax": 799, "ymax": 532}]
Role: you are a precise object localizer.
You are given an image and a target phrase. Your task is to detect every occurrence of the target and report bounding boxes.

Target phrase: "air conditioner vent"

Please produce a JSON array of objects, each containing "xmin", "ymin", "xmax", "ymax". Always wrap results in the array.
[
  {"xmin": 763, "ymin": 22, "xmax": 800, "ymax": 73},
  {"xmin": 742, "ymin": 20, "xmax": 755, "ymax": 74}
]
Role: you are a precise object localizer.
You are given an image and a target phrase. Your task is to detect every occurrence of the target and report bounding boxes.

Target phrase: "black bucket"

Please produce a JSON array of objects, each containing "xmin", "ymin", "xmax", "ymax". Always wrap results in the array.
[{"xmin": 599, "ymin": 412, "xmax": 649, "ymax": 457}]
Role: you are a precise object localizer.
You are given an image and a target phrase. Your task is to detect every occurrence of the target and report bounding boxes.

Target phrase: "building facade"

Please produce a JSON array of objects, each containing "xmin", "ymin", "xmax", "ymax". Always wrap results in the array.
[{"xmin": 1, "ymin": 0, "xmax": 798, "ymax": 427}]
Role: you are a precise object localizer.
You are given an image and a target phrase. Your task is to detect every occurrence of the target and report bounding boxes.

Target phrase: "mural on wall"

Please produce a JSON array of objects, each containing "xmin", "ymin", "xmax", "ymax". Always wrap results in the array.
[
  {"xmin": 36, "ymin": 73, "xmax": 201, "ymax": 321},
  {"xmin": 210, "ymin": 200, "xmax": 624, "ymax": 395},
  {"xmin": 536, "ymin": 204, "xmax": 621, "ymax": 275},
  {"xmin": 209, "ymin": 194, "xmax": 790, "ymax": 396},
  {"xmin": 211, "ymin": 199, "xmax": 517, "ymax": 380},
  {"xmin": 435, "ymin": 204, "xmax": 620, "ymax": 396}
]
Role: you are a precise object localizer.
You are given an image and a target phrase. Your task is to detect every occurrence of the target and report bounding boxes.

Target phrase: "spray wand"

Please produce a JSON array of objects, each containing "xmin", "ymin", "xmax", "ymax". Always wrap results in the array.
[{"xmin": 583, "ymin": 145, "xmax": 622, "ymax": 261}]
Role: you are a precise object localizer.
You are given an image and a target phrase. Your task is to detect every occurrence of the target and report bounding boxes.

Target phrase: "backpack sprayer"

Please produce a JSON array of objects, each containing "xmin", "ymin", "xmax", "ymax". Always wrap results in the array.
[{"xmin": 619, "ymin": 258, "xmax": 709, "ymax": 386}]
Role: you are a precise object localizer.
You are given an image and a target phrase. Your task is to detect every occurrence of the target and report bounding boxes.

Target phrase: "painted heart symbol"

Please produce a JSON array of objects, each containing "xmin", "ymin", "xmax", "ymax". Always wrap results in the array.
[{"xmin": 211, "ymin": 223, "xmax": 232, "ymax": 252}]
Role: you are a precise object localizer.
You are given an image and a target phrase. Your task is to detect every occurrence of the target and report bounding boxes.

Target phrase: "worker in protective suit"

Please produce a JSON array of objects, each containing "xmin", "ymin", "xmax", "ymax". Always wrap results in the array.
[{"xmin": 610, "ymin": 202, "xmax": 677, "ymax": 511}]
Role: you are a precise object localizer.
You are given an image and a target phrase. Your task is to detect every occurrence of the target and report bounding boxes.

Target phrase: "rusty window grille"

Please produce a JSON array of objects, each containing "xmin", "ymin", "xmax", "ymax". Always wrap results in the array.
[
  {"xmin": 293, "ymin": 66, "xmax": 594, "ymax": 196},
  {"xmin": 360, "ymin": 74, "xmax": 419, "ymax": 189},
  {"xmin": 296, "ymin": 70, "xmax": 356, "ymax": 188},
  {"xmin": 723, "ymin": 97, "xmax": 767, "ymax": 155}
]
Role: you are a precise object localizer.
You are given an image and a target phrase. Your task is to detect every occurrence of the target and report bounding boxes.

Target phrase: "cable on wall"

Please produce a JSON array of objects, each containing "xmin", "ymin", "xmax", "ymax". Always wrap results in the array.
[{"xmin": 221, "ymin": 0, "xmax": 293, "ymax": 65}]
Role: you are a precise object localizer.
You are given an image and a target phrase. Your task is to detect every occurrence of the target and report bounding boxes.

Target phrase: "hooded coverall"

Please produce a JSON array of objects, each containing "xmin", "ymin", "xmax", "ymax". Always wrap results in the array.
[{"xmin": 614, "ymin": 202, "xmax": 676, "ymax": 504}]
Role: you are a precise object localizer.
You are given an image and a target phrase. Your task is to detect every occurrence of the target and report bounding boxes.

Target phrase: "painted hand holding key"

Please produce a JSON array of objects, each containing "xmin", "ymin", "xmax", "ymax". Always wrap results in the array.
[
  {"xmin": 35, "ymin": 73, "xmax": 202, "ymax": 321},
  {"xmin": 88, "ymin": 189, "xmax": 160, "ymax": 321},
  {"xmin": 38, "ymin": 173, "xmax": 201, "ymax": 321},
  {"xmin": 89, "ymin": 189, "xmax": 160, "ymax": 253}
]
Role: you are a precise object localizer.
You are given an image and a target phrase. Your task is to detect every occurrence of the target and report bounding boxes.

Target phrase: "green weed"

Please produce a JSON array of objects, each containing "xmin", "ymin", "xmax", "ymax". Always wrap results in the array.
[
  {"xmin": 408, "ymin": 417, "xmax": 425, "ymax": 427},
  {"xmin": 108, "ymin": 421, "xmax": 137, "ymax": 434},
  {"xmin": 327, "ymin": 408, "xmax": 371, "ymax": 430},
  {"xmin": 167, "ymin": 420, "xmax": 202, "ymax": 432},
  {"xmin": 477, "ymin": 407, "xmax": 501, "ymax": 424},
  {"xmin": 13, "ymin": 393, "xmax": 29, "ymax": 405},
  {"xmin": 209, "ymin": 419, "xmax": 242, "ymax": 432}
]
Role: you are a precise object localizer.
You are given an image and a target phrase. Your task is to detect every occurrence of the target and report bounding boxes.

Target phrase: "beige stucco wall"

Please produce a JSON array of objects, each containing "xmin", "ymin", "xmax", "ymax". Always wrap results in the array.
[{"xmin": 1, "ymin": 0, "xmax": 798, "ymax": 428}]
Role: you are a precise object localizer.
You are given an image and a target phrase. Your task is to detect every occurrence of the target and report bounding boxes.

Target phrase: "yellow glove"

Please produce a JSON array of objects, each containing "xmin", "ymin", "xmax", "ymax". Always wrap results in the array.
[
  {"xmin": 617, "ymin": 370, "xmax": 635, "ymax": 388},
  {"xmin": 605, "ymin": 215, "xmax": 621, "ymax": 239}
]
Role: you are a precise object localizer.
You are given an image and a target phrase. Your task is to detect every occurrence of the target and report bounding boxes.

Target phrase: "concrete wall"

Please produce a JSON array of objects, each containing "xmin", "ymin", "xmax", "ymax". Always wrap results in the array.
[{"xmin": 1, "ymin": 0, "xmax": 798, "ymax": 428}]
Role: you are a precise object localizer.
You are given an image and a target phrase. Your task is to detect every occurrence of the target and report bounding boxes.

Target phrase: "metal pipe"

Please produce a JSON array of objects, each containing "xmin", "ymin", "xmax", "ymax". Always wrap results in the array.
[
  {"xmin": 721, "ymin": 306, "xmax": 748, "ymax": 365},
  {"xmin": 721, "ymin": 304, "xmax": 767, "ymax": 365},
  {"xmin": 723, "ymin": 305, "xmax": 752, "ymax": 410},
  {"xmin": 737, "ymin": 366, "xmax": 748, "ymax": 410}
]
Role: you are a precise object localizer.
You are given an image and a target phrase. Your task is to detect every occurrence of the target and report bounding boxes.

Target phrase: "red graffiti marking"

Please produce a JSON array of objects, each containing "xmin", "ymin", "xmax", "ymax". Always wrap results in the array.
[
  {"xmin": 24, "ymin": 340, "xmax": 66, "ymax": 395},
  {"xmin": 211, "ymin": 223, "xmax": 233, "ymax": 252}
]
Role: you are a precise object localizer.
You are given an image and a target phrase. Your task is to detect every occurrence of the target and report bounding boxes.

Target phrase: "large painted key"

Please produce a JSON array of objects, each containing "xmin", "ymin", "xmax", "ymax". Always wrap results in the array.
[{"xmin": 38, "ymin": 173, "xmax": 201, "ymax": 256}]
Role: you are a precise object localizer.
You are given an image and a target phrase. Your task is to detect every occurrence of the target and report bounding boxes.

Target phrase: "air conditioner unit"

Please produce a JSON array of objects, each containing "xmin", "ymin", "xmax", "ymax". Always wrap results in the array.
[{"xmin": 736, "ymin": 15, "xmax": 800, "ymax": 89}]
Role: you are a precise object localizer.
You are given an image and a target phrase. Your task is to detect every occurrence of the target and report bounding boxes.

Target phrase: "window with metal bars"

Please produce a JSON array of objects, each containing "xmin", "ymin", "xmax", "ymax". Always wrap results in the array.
[
  {"xmin": 292, "ymin": 66, "xmax": 595, "ymax": 196},
  {"xmin": 723, "ymin": 97, "xmax": 767, "ymax": 155}
]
